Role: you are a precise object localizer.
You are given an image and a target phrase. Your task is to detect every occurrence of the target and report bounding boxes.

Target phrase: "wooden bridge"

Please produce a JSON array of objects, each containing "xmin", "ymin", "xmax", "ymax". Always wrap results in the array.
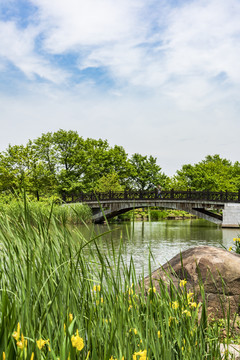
[{"xmin": 69, "ymin": 189, "xmax": 240, "ymax": 227}]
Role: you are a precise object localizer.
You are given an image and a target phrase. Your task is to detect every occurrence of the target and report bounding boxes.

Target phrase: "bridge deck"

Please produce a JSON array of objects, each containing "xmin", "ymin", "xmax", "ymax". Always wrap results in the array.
[
  {"xmin": 71, "ymin": 189, "xmax": 240, "ymax": 204},
  {"xmin": 66, "ymin": 190, "xmax": 240, "ymax": 226}
]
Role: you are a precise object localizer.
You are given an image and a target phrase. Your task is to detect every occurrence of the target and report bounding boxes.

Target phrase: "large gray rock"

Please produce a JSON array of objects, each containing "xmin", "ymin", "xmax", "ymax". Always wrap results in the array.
[{"xmin": 144, "ymin": 246, "xmax": 240, "ymax": 319}]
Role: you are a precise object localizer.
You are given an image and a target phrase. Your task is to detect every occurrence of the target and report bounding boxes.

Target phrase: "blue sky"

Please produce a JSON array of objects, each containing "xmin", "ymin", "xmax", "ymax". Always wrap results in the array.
[{"xmin": 0, "ymin": 0, "xmax": 240, "ymax": 175}]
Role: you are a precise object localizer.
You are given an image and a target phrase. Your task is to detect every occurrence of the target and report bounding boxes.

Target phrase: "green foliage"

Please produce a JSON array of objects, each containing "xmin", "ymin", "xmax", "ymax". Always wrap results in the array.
[
  {"xmin": 0, "ymin": 197, "xmax": 92, "ymax": 225},
  {"xmin": 229, "ymin": 237, "xmax": 240, "ymax": 254},
  {"xmin": 0, "ymin": 130, "xmax": 168, "ymax": 200},
  {"xmin": 173, "ymin": 154, "xmax": 240, "ymax": 191},
  {"xmin": 118, "ymin": 208, "xmax": 194, "ymax": 221},
  {"xmin": 94, "ymin": 172, "xmax": 124, "ymax": 192},
  {"xmin": 128, "ymin": 153, "xmax": 167, "ymax": 190},
  {"xmin": 1, "ymin": 129, "xmax": 239, "ymax": 201},
  {"xmin": 0, "ymin": 202, "xmax": 230, "ymax": 359}
]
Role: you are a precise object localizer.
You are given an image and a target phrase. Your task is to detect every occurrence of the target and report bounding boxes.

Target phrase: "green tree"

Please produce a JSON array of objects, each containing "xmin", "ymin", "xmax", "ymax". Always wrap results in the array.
[
  {"xmin": 33, "ymin": 132, "xmax": 57, "ymax": 177},
  {"xmin": 128, "ymin": 153, "xmax": 167, "ymax": 190},
  {"xmin": 0, "ymin": 142, "xmax": 54, "ymax": 200},
  {"xmin": 174, "ymin": 154, "xmax": 240, "ymax": 191},
  {"xmin": 94, "ymin": 172, "xmax": 124, "ymax": 193},
  {"xmin": 81, "ymin": 139, "xmax": 130, "ymax": 191},
  {"xmin": 0, "ymin": 129, "xmax": 171, "ymax": 200}
]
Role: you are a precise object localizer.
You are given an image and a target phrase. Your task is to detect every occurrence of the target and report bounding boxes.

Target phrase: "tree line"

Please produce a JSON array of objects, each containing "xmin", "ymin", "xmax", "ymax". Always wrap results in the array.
[{"xmin": 0, "ymin": 129, "xmax": 239, "ymax": 201}]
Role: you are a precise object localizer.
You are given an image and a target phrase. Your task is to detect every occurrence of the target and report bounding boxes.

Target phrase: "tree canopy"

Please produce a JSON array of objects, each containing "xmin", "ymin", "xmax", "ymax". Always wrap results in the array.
[
  {"xmin": 0, "ymin": 130, "xmax": 239, "ymax": 201},
  {"xmin": 0, "ymin": 129, "xmax": 167, "ymax": 200},
  {"xmin": 173, "ymin": 154, "xmax": 240, "ymax": 192}
]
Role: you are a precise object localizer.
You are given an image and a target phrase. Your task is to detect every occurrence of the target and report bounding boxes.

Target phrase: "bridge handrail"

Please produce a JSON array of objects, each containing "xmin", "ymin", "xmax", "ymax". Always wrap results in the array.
[{"xmin": 71, "ymin": 189, "xmax": 240, "ymax": 203}]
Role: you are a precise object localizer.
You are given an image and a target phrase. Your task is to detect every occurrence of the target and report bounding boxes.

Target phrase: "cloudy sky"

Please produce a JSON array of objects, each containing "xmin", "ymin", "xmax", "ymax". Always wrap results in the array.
[{"xmin": 0, "ymin": 0, "xmax": 239, "ymax": 175}]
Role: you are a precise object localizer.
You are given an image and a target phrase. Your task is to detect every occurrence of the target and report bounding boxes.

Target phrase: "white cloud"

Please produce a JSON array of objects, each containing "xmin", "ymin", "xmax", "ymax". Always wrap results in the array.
[
  {"xmin": 28, "ymin": 0, "xmax": 240, "ymax": 90},
  {"xmin": 2, "ymin": 0, "xmax": 240, "ymax": 95},
  {"xmin": 0, "ymin": 20, "xmax": 68, "ymax": 83},
  {"xmin": 1, "ymin": 0, "xmax": 240, "ymax": 175},
  {"xmin": 30, "ymin": 0, "xmax": 147, "ymax": 51},
  {"xmin": 162, "ymin": 0, "xmax": 240, "ymax": 82},
  {"xmin": 0, "ymin": 83, "xmax": 239, "ymax": 176}
]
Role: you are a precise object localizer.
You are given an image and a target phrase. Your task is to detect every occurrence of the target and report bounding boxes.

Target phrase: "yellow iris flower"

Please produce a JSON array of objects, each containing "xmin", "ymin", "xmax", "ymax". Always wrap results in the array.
[
  {"xmin": 71, "ymin": 330, "xmax": 84, "ymax": 351},
  {"xmin": 133, "ymin": 349, "xmax": 148, "ymax": 360}
]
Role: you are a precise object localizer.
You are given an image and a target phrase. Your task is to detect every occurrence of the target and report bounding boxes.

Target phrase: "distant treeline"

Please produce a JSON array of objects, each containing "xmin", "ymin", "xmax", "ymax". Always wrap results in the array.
[{"xmin": 0, "ymin": 129, "xmax": 239, "ymax": 201}]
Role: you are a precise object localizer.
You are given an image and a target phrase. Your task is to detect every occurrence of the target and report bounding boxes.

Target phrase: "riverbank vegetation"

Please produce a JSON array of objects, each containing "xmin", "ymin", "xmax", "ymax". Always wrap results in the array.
[
  {"xmin": 117, "ymin": 208, "xmax": 196, "ymax": 222},
  {"xmin": 0, "ymin": 203, "xmax": 238, "ymax": 359},
  {"xmin": 0, "ymin": 129, "xmax": 240, "ymax": 203},
  {"xmin": 0, "ymin": 195, "xmax": 92, "ymax": 224}
]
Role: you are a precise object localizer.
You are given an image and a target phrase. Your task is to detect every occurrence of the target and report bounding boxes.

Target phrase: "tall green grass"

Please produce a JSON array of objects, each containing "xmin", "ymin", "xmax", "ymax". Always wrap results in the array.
[
  {"xmin": 0, "ymin": 199, "xmax": 233, "ymax": 359},
  {"xmin": 0, "ymin": 198, "xmax": 92, "ymax": 225}
]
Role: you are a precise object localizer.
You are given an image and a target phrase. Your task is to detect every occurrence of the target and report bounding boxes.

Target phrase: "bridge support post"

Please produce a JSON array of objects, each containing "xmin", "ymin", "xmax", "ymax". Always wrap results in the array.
[{"xmin": 222, "ymin": 204, "xmax": 240, "ymax": 228}]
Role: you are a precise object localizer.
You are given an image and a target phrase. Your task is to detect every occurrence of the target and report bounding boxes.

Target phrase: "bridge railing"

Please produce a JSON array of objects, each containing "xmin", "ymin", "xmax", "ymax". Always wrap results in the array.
[{"xmin": 71, "ymin": 189, "xmax": 240, "ymax": 203}]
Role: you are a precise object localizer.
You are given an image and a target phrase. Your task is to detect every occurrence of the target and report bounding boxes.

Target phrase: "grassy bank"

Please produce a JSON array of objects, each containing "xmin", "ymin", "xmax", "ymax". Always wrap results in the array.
[
  {"xmin": 0, "ymin": 200, "xmax": 235, "ymax": 359},
  {"xmin": 117, "ymin": 208, "xmax": 196, "ymax": 222},
  {"xmin": 0, "ymin": 197, "xmax": 92, "ymax": 225}
]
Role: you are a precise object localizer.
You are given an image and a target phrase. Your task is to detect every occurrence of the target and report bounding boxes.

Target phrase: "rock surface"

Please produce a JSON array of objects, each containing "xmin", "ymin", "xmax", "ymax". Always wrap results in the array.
[
  {"xmin": 144, "ymin": 246, "xmax": 240, "ymax": 319},
  {"xmin": 220, "ymin": 344, "xmax": 240, "ymax": 360}
]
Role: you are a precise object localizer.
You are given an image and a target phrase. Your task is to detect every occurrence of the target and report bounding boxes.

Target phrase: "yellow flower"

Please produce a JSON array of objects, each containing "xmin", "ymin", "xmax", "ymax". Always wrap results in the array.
[
  {"xmin": 30, "ymin": 353, "xmax": 34, "ymax": 360},
  {"xmin": 158, "ymin": 330, "xmax": 161, "ymax": 339},
  {"xmin": 182, "ymin": 309, "xmax": 191, "ymax": 317},
  {"xmin": 187, "ymin": 292, "xmax": 194, "ymax": 301},
  {"xmin": 179, "ymin": 279, "xmax": 187, "ymax": 288},
  {"xmin": 16, "ymin": 334, "xmax": 27, "ymax": 350},
  {"xmin": 96, "ymin": 297, "xmax": 104, "ymax": 305},
  {"xmin": 229, "ymin": 246, "xmax": 232, "ymax": 251},
  {"xmin": 128, "ymin": 288, "xmax": 134, "ymax": 295},
  {"xmin": 233, "ymin": 238, "xmax": 240, "ymax": 242},
  {"xmin": 147, "ymin": 287, "xmax": 156, "ymax": 294},
  {"xmin": 36, "ymin": 338, "xmax": 50, "ymax": 351},
  {"xmin": 172, "ymin": 301, "xmax": 179, "ymax": 310},
  {"xmin": 71, "ymin": 330, "xmax": 84, "ymax": 351},
  {"xmin": 93, "ymin": 285, "xmax": 101, "ymax": 292},
  {"xmin": 12, "ymin": 322, "xmax": 20, "ymax": 341},
  {"xmin": 189, "ymin": 302, "xmax": 197, "ymax": 308},
  {"xmin": 69, "ymin": 313, "xmax": 73, "ymax": 323},
  {"xmin": 168, "ymin": 316, "xmax": 174, "ymax": 326},
  {"xmin": 133, "ymin": 349, "xmax": 148, "ymax": 360},
  {"xmin": 2, "ymin": 352, "xmax": 5, "ymax": 360}
]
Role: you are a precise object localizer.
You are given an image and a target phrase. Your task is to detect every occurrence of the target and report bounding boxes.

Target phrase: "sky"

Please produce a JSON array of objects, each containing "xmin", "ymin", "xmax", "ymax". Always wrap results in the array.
[{"xmin": 0, "ymin": 0, "xmax": 240, "ymax": 176}]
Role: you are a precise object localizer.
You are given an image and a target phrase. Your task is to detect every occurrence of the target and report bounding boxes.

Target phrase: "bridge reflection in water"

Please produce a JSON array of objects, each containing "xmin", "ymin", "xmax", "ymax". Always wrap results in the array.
[{"xmin": 68, "ymin": 189, "xmax": 240, "ymax": 228}]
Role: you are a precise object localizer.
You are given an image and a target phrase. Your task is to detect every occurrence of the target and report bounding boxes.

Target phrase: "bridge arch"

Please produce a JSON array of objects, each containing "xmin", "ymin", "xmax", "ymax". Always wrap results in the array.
[
  {"xmin": 69, "ymin": 189, "xmax": 240, "ymax": 227},
  {"xmin": 91, "ymin": 202, "xmax": 222, "ymax": 224}
]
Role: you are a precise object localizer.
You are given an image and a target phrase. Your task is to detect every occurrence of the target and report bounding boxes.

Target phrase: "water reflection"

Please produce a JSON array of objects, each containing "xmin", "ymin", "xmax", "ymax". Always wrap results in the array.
[{"xmin": 75, "ymin": 219, "xmax": 239, "ymax": 277}]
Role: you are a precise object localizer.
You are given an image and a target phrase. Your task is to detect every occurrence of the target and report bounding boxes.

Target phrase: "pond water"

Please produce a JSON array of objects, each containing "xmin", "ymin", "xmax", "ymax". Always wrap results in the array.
[{"xmin": 76, "ymin": 219, "xmax": 239, "ymax": 277}]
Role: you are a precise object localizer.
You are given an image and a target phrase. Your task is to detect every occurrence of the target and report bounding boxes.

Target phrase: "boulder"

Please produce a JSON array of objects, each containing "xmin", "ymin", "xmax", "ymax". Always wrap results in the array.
[{"xmin": 144, "ymin": 246, "xmax": 240, "ymax": 319}]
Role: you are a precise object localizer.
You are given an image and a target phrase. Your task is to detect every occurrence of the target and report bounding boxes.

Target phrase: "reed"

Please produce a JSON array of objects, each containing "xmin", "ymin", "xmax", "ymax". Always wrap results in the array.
[
  {"xmin": 0, "ymin": 198, "xmax": 232, "ymax": 359},
  {"xmin": 0, "ymin": 198, "xmax": 92, "ymax": 225}
]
